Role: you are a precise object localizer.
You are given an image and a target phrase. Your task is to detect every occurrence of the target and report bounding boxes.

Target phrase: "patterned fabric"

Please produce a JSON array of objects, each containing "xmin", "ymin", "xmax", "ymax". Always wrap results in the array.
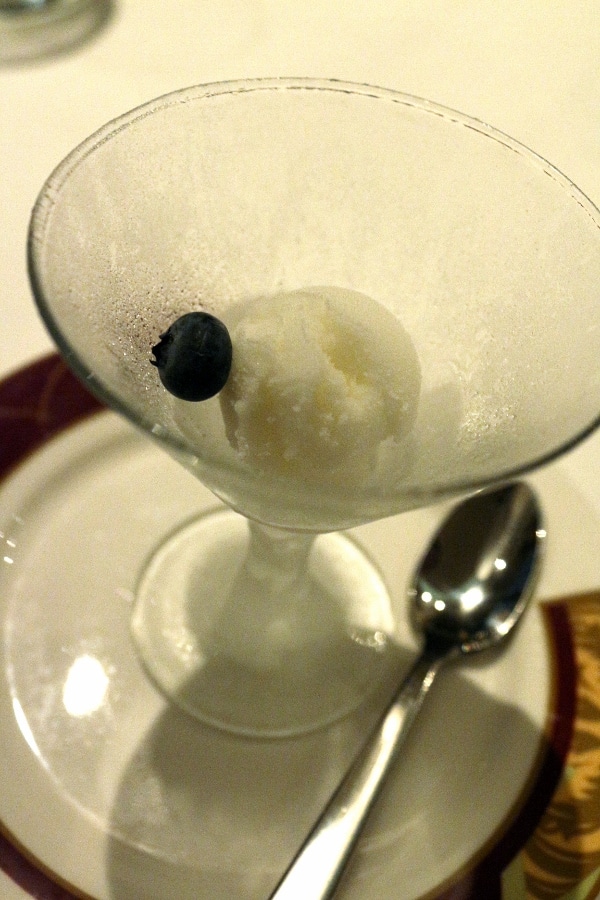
[{"xmin": 521, "ymin": 594, "xmax": 600, "ymax": 900}]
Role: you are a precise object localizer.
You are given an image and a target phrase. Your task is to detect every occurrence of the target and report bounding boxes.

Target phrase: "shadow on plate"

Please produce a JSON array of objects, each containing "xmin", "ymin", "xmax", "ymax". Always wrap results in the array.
[{"xmin": 106, "ymin": 649, "xmax": 557, "ymax": 900}]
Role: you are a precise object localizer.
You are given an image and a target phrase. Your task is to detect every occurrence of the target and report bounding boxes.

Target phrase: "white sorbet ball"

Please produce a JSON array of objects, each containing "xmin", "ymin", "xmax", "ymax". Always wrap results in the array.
[{"xmin": 218, "ymin": 286, "xmax": 421, "ymax": 478}]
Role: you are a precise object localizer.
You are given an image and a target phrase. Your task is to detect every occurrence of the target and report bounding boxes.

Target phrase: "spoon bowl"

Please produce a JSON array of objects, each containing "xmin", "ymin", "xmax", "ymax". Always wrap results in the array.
[
  {"xmin": 412, "ymin": 481, "xmax": 543, "ymax": 653},
  {"xmin": 271, "ymin": 480, "xmax": 544, "ymax": 900}
]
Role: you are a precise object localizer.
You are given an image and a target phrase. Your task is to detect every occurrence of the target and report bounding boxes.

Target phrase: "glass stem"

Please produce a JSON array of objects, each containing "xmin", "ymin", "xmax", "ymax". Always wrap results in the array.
[
  {"xmin": 214, "ymin": 521, "xmax": 321, "ymax": 670},
  {"xmin": 242, "ymin": 521, "xmax": 315, "ymax": 600}
]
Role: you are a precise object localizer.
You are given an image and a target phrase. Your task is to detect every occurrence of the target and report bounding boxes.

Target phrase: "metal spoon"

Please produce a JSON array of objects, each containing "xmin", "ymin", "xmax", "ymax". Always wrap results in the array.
[{"xmin": 270, "ymin": 480, "xmax": 544, "ymax": 900}]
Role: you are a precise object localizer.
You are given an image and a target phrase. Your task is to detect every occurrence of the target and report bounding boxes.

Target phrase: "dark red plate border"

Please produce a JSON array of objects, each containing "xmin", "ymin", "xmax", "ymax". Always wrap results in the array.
[
  {"xmin": 0, "ymin": 354, "xmax": 577, "ymax": 900},
  {"xmin": 0, "ymin": 354, "xmax": 103, "ymax": 481}
]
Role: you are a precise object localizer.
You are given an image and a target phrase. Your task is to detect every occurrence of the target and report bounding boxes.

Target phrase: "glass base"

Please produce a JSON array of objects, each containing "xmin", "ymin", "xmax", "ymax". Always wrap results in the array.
[{"xmin": 132, "ymin": 509, "xmax": 399, "ymax": 736}]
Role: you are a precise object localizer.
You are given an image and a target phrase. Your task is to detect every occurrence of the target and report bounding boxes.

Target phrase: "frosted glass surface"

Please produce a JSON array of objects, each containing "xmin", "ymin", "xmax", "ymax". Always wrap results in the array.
[{"xmin": 29, "ymin": 81, "xmax": 600, "ymax": 528}]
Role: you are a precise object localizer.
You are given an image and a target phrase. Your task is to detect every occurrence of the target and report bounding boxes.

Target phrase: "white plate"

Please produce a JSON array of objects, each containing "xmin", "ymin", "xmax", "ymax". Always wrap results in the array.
[{"xmin": 0, "ymin": 355, "xmax": 597, "ymax": 900}]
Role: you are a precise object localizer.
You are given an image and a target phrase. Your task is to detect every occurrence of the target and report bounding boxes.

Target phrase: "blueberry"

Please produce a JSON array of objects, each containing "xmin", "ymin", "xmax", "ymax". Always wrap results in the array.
[{"xmin": 151, "ymin": 312, "xmax": 232, "ymax": 401}]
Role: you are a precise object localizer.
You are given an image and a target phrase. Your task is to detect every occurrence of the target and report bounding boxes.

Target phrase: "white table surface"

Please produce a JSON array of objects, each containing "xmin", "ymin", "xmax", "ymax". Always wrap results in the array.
[{"xmin": 1, "ymin": 3, "xmax": 599, "ymax": 898}]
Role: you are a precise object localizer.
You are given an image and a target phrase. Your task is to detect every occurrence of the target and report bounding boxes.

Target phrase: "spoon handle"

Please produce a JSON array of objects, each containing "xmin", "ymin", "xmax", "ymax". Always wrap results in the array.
[{"xmin": 269, "ymin": 646, "xmax": 446, "ymax": 900}]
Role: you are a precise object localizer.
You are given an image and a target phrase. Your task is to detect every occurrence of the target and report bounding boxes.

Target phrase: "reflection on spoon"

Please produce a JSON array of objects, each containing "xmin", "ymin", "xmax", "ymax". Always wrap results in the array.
[{"xmin": 271, "ymin": 481, "xmax": 544, "ymax": 900}]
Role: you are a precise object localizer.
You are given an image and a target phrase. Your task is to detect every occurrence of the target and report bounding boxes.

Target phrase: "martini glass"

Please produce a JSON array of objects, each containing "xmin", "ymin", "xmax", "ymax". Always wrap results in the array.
[{"xmin": 28, "ymin": 79, "xmax": 600, "ymax": 737}]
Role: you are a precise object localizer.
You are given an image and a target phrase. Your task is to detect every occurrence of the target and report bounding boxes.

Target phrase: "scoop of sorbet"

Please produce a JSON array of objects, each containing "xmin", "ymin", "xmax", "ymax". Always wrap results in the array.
[{"xmin": 218, "ymin": 287, "xmax": 421, "ymax": 477}]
